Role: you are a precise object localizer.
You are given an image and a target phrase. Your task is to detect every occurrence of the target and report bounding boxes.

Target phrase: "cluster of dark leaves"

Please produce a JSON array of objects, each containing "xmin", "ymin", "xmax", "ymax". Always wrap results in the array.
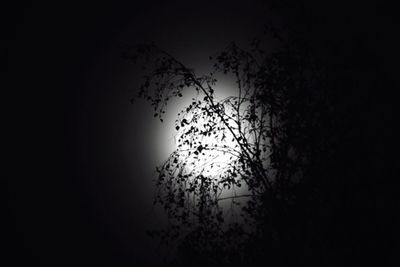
[
  {"xmin": 125, "ymin": 2, "xmax": 394, "ymax": 263},
  {"xmin": 127, "ymin": 29, "xmax": 307, "ymax": 258},
  {"xmin": 125, "ymin": 34, "xmax": 314, "ymax": 265}
]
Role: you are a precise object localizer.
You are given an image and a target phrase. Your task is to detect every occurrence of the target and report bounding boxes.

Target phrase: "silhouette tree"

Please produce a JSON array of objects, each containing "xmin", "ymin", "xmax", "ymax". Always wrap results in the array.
[
  {"xmin": 123, "ymin": 28, "xmax": 320, "ymax": 264},
  {"xmin": 124, "ymin": 2, "xmax": 395, "ymax": 265}
]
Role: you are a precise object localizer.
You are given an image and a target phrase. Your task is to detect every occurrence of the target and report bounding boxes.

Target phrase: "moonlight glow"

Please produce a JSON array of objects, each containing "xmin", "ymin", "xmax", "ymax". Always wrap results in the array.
[
  {"xmin": 170, "ymin": 80, "xmax": 250, "ymax": 182},
  {"xmin": 174, "ymin": 101, "xmax": 242, "ymax": 179},
  {"xmin": 170, "ymin": 92, "xmax": 252, "ymax": 213},
  {"xmin": 152, "ymin": 77, "xmax": 263, "ymax": 219}
]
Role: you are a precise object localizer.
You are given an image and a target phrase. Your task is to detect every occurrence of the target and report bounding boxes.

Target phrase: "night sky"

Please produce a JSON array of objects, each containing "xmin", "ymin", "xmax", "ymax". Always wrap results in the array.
[{"xmin": 5, "ymin": 1, "xmax": 397, "ymax": 266}]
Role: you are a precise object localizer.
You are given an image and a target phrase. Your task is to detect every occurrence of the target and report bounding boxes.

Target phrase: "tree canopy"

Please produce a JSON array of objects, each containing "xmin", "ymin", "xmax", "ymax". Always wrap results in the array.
[{"xmin": 124, "ymin": 2, "xmax": 395, "ymax": 265}]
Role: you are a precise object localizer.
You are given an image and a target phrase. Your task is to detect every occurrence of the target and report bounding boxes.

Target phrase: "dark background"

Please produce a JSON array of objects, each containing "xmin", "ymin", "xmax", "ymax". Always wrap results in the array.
[
  {"xmin": 5, "ymin": 1, "xmax": 398, "ymax": 266},
  {"xmin": 5, "ymin": 1, "xmax": 271, "ymax": 266}
]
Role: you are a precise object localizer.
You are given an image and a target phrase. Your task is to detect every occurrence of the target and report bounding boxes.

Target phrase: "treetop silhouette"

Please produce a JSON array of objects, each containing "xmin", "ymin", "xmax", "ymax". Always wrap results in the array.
[{"xmin": 124, "ymin": 3, "xmax": 394, "ymax": 263}]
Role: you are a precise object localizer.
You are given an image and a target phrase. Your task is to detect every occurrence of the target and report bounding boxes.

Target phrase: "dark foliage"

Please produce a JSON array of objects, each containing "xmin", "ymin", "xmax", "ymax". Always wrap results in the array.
[{"xmin": 126, "ymin": 1, "xmax": 396, "ymax": 266}]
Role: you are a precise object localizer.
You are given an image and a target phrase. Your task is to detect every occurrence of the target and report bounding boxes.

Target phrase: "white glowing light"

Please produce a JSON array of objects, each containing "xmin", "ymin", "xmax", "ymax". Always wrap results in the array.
[
  {"xmin": 175, "ymin": 115, "xmax": 241, "ymax": 179},
  {"xmin": 153, "ymin": 82, "xmax": 256, "ymax": 217}
]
